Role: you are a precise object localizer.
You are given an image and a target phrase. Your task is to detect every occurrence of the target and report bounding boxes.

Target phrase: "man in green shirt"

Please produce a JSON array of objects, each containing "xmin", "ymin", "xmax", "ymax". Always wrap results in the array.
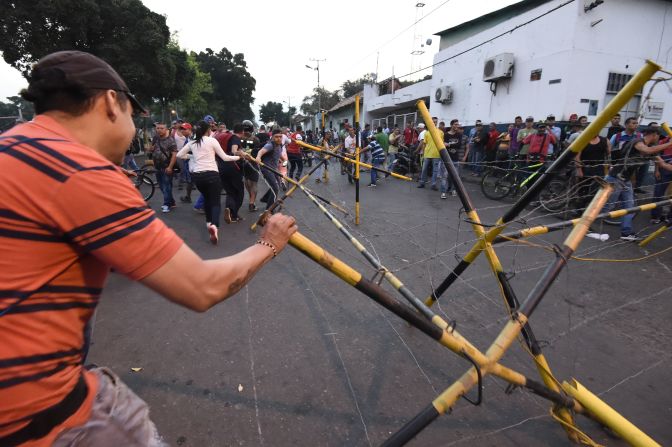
[
  {"xmin": 417, "ymin": 117, "xmax": 444, "ymax": 191},
  {"xmin": 516, "ymin": 116, "xmax": 536, "ymax": 157},
  {"xmin": 374, "ymin": 126, "xmax": 390, "ymax": 164}
]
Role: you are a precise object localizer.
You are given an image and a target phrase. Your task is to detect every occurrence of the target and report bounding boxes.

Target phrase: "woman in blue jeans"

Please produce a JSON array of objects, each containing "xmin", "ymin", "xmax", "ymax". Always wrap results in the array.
[{"xmin": 177, "ymin": 121, "xmax": 240, "ymax": 244}]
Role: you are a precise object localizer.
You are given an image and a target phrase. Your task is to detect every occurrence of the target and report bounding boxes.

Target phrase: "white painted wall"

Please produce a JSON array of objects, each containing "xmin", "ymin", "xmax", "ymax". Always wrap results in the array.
[{"xmin": 430, "ymin": 0, "xmax": 672, "ymax": 125}]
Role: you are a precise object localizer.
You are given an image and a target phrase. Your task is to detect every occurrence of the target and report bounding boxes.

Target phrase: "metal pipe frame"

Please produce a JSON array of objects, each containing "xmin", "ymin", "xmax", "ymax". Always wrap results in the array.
[
  {"xmin": 416, "ymin": 100, "xmax": 580, "ymax": 439},
  {"xmin": 249, "ymin": 156, "xmax": 332, "ymax": 232},
  {"xmin": 294, "ymin": 139, "xmax": 413, "ymax": 181},
  {"xmin": 383, "ymin": 186, "xmax": 613, "ymax": 446},
  {"xmin": 423, "ymin": 60, "xmax": 661, "ymax": 311},
  {"xmin": 493, "ymin": 199, "xmax": 672, "ymax": 244},
  {"xmin": 355, "ymin": 94, "xmax": 361, "ymax": 225}
]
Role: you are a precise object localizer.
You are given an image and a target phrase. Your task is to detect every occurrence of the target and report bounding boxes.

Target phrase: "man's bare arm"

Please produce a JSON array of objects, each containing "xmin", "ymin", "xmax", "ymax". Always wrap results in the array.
[
  {"xmin": 141, "ymin": 214, "xmax": 297, "ymax": 312},
  {"xmin": 634, "ymin": 140, "xmax": 672, "ymax": 155}
]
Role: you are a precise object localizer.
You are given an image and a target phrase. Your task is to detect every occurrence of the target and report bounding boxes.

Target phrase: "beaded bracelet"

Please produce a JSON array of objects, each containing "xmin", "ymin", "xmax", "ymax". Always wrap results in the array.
[{"xmin": 256, "ymin": 239, "xmax": 277, "ymax": 258}]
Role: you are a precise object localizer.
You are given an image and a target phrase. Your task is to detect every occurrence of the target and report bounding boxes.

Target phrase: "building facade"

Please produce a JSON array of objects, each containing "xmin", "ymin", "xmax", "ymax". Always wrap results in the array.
[{"xmin": 429, "ymin": 0, "xmax": 672, "ymax": 125}]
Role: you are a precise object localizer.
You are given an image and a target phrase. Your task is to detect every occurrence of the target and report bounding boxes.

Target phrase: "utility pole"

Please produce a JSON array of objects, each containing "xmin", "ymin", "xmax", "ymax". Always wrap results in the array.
[{"xmin": 306, "ymin": 58, "xmax": 326, "ymax": 129}]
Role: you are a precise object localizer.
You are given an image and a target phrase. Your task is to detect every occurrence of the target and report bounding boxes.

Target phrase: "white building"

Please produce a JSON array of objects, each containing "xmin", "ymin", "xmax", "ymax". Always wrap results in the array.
[
  {"xmin": 363, "ymin": 78, "xmax": 431, "ymax": 130},
  {"xmin": 429, "ymin": 0, "xmax": 672, "ymax": 125},
  {"xmin": 359, "ymin": 0, "xmax": 672, "ymax": 129}
]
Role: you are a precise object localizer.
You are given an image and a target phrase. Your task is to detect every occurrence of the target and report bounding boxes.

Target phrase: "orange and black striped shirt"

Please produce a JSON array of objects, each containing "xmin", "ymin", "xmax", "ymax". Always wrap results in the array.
[{"xmin": 0, "ymin": 115, "xmax": 183, "ymax": 445}]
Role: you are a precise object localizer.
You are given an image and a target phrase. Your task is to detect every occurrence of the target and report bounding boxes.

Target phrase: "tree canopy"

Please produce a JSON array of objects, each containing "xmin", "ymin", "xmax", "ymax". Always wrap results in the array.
[
  {"xmin": 300, "ymin": 87, "xmax": 341, "ymax": 116},
  {"xmin": 194, "ymin": 48, "xmax": 256, "ymax": 125},
  {"xmin": 341, "ymin": 74, "xmax": 376, "ymax": 98},
  {"xmin": 0, "ymin": 0, "xmax": 256, "ymax": 124},
  {"xmin": 259, "ymin": 101, "xmax": 295, "ymax": 127}
]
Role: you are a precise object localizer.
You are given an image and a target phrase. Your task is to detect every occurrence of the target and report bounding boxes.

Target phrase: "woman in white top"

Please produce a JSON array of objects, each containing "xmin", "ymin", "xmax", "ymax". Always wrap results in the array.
[{"xmin": 177, "ymin": 120, "xmax": 240, "ymax": 244}]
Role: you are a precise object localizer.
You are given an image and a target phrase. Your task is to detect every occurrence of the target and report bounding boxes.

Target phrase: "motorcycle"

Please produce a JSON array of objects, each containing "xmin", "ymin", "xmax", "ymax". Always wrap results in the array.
[{"xmin": 391, "ymin": 144, "xmax": 419, "ymax": 176}]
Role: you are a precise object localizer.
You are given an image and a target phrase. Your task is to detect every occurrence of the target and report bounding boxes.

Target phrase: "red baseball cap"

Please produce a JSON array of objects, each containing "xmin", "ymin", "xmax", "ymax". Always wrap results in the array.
[{"xmin": 180, "ymin": 123, "xmax": 192, "ymax": 130}]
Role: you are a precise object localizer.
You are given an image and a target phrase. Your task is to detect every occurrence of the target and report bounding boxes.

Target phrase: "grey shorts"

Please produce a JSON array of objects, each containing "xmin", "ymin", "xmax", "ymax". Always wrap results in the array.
[{"xmin": 53, "ymin": 367, "xmax": 166, "ymax": 447}]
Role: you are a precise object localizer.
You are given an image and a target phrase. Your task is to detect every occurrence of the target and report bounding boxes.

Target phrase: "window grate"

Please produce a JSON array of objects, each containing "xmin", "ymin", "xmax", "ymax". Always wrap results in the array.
[{"xmin": 606, "ymin": 72, "xmax": 633, "ymax": 93}]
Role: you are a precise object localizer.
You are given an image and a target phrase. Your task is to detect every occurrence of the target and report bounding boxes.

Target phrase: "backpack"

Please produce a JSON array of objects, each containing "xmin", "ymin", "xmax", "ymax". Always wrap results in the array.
[
  {"xmin": 215, "ymin": 132, "xmax": 234, "ymax": 154},
  {"xmin": 613, "ymin": 131, "xmax": 642, "ymax": 151}
]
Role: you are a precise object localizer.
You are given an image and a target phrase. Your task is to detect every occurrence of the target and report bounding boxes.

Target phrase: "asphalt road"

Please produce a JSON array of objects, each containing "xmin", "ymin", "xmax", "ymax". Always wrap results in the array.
[{"xmin": 89, "ymin": 165, "xmax": 672, "ymax": 447}]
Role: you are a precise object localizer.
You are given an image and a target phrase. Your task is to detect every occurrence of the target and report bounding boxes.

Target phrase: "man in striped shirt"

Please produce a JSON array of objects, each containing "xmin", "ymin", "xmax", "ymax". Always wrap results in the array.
[
  {"xmin": 0, "ymin": 51, "xmax": 297, "ymax": 446},
  {"xmin": 364, "ymin": 135, "xmax": 386, "ymax": 187}
]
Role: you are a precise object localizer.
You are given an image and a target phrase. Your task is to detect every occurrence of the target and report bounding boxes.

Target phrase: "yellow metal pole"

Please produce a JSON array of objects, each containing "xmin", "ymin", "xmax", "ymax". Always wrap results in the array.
[
  {"xmin": 661, "ymin": 121, "xmax": 671, "ymax": 137},
  {"xmin": 638, "ymin": 224, "xmax": 669, "ymax": 247},
  {"xmin": 417, "ymin": 100, "xmax": 580, "ymax": 441},
  {"xmin": 284, "ymin": 229, "xmax": 573, "ymax": 397},
  {"xmin": 355, "ymin": 94, "xmax": 361, "ymax": 225},
  {"xmin": 427, "ymin": 60, "xmax": 662, "ymax": 304},
  {"xmin": 294, "ymin": 139, "xmax": 412, "ymax": 181},
  {"xmin": 249, "ymin": 154, "xmax": 333, "ymax": 232},
  {"xmin": 562, "ymin": 379, "xmax": 662, "ymax": 447}
]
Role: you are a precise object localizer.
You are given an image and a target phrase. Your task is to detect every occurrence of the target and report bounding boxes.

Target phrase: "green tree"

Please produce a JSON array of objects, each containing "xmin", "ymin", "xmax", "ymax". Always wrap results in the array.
[
  {"xmin": 341, "ymin": 74, "xmax": 376, "ymax": 98},
  {"xmin": 0, "ymin": 0, "xmax": 189, "ymax": 104},
  {"xmin": 258, "ymin": 102, "xmax": 296, "ymax": 127},
  {"xmin": 180, "ymin": 53, "xmax": 213, "ymax": 122},
  {"xmin": 259, "ymin": 101, "xmax": 284, "ymax": 125},
  {"xmin": 195, "ymin": 48, "xmax": 256, "ymax": 125},
  {"xmin": 300, "ymin": 87, "xmax": 340, "ymax": 116}
]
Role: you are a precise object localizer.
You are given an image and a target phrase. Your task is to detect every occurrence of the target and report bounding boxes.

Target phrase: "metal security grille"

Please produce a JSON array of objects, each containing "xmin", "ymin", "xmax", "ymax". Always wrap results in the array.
[{"xmin": 606, "ymin": 72, "xmax": 633, "ymax": 93}]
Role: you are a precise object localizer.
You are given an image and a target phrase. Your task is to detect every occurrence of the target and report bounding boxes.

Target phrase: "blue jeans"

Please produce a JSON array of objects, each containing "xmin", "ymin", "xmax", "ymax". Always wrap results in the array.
[
  {"xmin": 387, "ymin": 152, "xmax": 397, "ymax": 169},
  {"xmin": 438, "ymin": 161, "xmax": 452, "ymax": 193},
  {"xmin": 602, "ymin": 176, "xmax": 635, "ymax": 235},
  {"xmin": 370, "ymin": 161, "xmax": 382, "ymax": 184},
  {"xmin": 122, "ymin": 153, "xmax": 139, "ymax": 171},
  {"xmin": 180, "ymin": 160, "xmax": 192, "ymax": 184},
  {"xmin": 155, "ymin": 169, "xmax": 175, "ymax": 207},
  {"xmin": 194, "ymin": 194, "xmax": 205, "ymax": 210},
  {"xmin": 651, "ymin": 173, "xmax": 672, "ymax": 219},
  {"xmin": 419, "ymin": 158, "xmax": 442, "ymax": 187},
  {"xmin": 469, "ymin": 147, "xmax": 485, "ymax": 174},
  {"xmin": 635, "ymin": 161, "xmax": 649, "ymax": 189}
]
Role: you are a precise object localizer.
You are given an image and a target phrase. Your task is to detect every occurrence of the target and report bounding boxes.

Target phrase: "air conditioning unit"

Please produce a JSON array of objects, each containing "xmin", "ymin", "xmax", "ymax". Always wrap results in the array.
[
  {"xmin": 483, "ymin": 53, "xmax": 514, "ymax": 82},
  {"xmin": 434, "ymin": 86, "xmax": 453, "ymax": 104}
]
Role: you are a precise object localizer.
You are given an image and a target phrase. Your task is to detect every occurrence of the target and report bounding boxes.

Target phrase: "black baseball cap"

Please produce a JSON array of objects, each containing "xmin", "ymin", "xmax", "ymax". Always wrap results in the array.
[{"xmin": 29, "ymin": 51, "xmax": 146, "ymax": 114}]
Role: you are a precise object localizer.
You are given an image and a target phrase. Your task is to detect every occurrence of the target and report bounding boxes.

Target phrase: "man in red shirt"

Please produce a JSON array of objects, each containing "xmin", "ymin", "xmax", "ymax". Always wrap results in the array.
[
  {"xmin": 0, "ymin": 51, "xmax": 297, "ymax": 446},
  {"xmin": 486, "ymin": 122, "xmax": 500, "ymax": 166},
  {"xmin": 403, "ymin": 121, "xmax": 418, "ymax": 146},
  {"xmin": 287, "ymin": 125, "xmax": 304, "ymax": 179},
  {"xmin": 522, "ymin": 122, "xmax": 557, "ymax": 162}
]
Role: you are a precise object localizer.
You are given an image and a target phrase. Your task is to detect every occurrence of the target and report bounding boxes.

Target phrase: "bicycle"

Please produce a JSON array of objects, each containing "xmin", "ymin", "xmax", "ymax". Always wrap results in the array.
[
  {"xmin": 481, "ymin": 157, "xmax": 546, "ymax": 200},
  {"xmin": 132, "ymin": 167, "xmax": 156, "ymax": 201},
  {"xmin": 536, "ymin": 164, "xmax": 605, "ymax": 216},
  {"xmin": 480, "ymin": 156, "xmax": 568, "ymax": 212}
]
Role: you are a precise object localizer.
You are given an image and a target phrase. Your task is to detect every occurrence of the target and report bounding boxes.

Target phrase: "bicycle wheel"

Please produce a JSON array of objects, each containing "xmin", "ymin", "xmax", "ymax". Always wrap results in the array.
[
  {"xmin": 135, "ymin": 173, "xmax": 155, "ymax": 201},
  {"xmin": 481, "ymin": 169, "xmax": 514, "ymax": 200},
  {"xmin": 539, "ymin": 179, "xmax": 570, "ymax": 212}
]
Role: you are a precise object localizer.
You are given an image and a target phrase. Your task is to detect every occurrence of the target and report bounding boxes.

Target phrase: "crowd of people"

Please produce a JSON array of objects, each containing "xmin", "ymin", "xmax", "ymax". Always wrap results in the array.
[
  {"xmin": 2, "ymin": 49, "xmax": 671, "ymax": 446},
  {"xmin": 136, "ymin": 110, "xmax": 672, "ymax": 244}
]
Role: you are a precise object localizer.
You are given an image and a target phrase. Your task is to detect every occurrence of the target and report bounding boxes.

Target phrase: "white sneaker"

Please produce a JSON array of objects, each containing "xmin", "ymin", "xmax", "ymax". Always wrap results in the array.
[
  {"xmin": 161, "ymin": 205, "xmax": 170, "ymax": 213},
  {"xmin": 619, "ymin": 234, "xmax": 640, "ymax": 242},
  {"xmin": 208, "ymin": 224, "xmax": 218, "ymax": 245},
  {"xmin": 441, "ymin": 193, "xmax": 447, "ymax": 199},
  {"xmin": 451, "ymin": 190, "xmax": 457, "ymax": 197}
]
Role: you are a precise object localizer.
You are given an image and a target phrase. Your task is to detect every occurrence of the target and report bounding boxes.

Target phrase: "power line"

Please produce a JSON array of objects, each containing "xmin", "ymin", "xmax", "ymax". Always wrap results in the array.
[
  {"xmin": 392, "ymin": 0, "xmax": 576, "ymax": 80},
  {"xmin": 353, "ymin": 0, "xmax": 454, "ymax": 68}
]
